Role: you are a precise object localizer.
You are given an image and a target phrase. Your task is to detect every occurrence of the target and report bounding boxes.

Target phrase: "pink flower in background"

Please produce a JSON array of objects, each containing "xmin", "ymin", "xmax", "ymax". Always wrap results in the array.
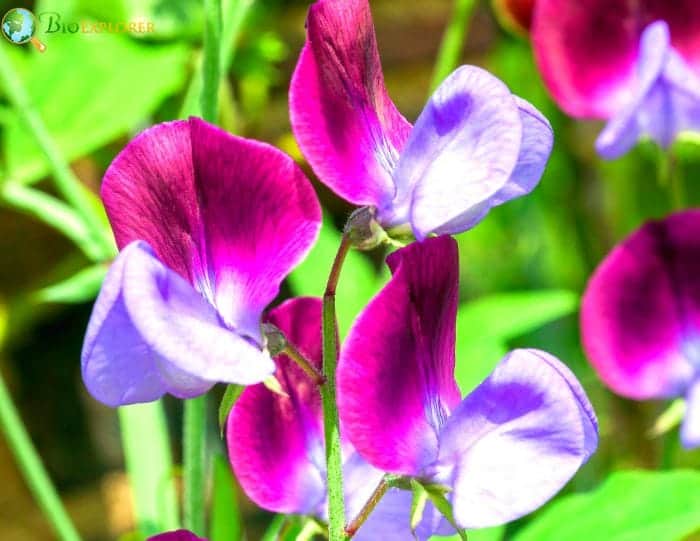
[
  {"xmin": 148, "ymin": 531, "xmax": 205, "ymax": 541},
  {"xmin": 227, "ymin": 298, "xmax": 444, "ymax": 540},
  {"xmin": 533, "ymin": 0, "xmax": 700, "ymax": 158},
  {"xmin": 338, "ymin": 236, "xmax": 598, "ymax": 530},
  {"xmin": 582, "ymin": 210, "xmax": 700, "ymax": 447},
  {"xmin": 290, "ymin": 0, "xmax": 552, "ymax": 240},
  {"xmin": 81, "ymin": 118, "xmax": 321, "ymax": 406}
]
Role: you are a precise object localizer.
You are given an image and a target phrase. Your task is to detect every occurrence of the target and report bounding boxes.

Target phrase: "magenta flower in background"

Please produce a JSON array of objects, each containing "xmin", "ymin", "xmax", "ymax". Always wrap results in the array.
[
  {"xmin": 81, "ymin": 117, "xmax": 321, "ymax": 406},
  {"xmin": 227, "ymin": 297, "xmax": 445, "ymax": 540},
  {"xmin": 582, "ymin": 210, "xmax": 700, "ymax": 447},
  {"xmin": 532, "ymin": 0, "xmax": 700, "ymax": 158},
  {"xmin": 338, "ymin": 236, "xmax": 598, "ymax": 531},
  {"xmin": 290, "ymin": 0, "xmax": 553, "ymax": 241},
  {"xmin": 148, "ymin": 531, "xmax": 205, "ymax": 541}
]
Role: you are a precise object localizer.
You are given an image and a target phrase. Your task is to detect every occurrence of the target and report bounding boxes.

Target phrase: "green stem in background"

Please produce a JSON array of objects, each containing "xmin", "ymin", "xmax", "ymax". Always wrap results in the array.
[
  {"xmin": 201, "ymin": 0, "xmax": 223, "ymax": 123},
  {"xmin": 118, "ymin": 402, "xmax": 179, "ymax": 536},
  {"xmin": 345, "ymin": 476, "xmax": 389, "ymax": 538},
  {"xmin": 0, "ymin": 372, "xmax": 81, "ymax": 541},
  {"xmin": 183, "ymin": 395, "xmax": 208, "ymax": 536},
  {"xmin": 657, "ymin": 149, "xmax": 685, "ymax": 210},
  {"xmin": 430, "ymin": 0, "xmax": 478, "ymax": 92},
  {"xmin": 0, "ymin": 47, "xmax": 113, "ymax": 261},
  {"xmin": 322, "ymin": 234, "xmax": 352, "ymax": 541}
]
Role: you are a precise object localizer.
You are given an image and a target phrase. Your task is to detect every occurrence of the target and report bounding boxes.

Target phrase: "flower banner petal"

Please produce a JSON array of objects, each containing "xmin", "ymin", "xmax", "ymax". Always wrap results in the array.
[
  {"xmin": 227, "ymin": 298, "xmax": 326, "ymax": 515},
  {"xmin": 395, "ymin": 66, "xmax": 523, "ymax": 239},
  {"xmin": 82, "ymin": 241, "xmax": 274, "ymax": 407},
  {"xmin": 436, "ymin": 349, "xmax": 598, "ymax": 529},
  {"xmin": 581, "ymin": 211, "xmax": 700, "ymax": 399},
  {"xmin": 289, "ymin": 0, "xmax": 411, "ymax": 208},
  {"xmin": 338, "ymin": 236, "xmax": 461, "ymax": 475}
]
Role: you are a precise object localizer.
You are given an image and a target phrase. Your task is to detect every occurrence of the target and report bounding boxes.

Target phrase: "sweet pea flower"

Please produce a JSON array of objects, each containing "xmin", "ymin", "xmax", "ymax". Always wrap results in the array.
[
  {"xmin": 338, "ymin": 236, "xmax": 598, "ymax": 531},
  {"xmin": 582, "ymin": 210, "xmax": 700, "ymax": 447},
  {"xmin": 227, "ymin": 297, "xmax": 447, "ymax": 540},
  {"xmin": 81, "ymin": 118, "xmax": 321, "ymax": 406},
  {"xmin": 532, "ymin": 0, "xmax": 700, "ymax": 158},
  {"xmin": 148, "ymin": 531, "xmax": 205, "ymax": 541},
  {"xmin": 290, "ymin": 0, "xmax": 553, "ymax": 241}
]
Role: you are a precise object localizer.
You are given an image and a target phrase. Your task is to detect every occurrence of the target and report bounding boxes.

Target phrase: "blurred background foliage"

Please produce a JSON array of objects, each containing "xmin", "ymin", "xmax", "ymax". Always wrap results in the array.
[{"xmin": 1, "ymin": 0, "xmax": 700, "ymax": 539}]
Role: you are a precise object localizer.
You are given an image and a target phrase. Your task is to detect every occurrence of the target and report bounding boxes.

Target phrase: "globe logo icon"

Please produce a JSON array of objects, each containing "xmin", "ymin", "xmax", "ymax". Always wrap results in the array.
[{"xmin": 1, "ymin": 8, "xmax": 46, "ymax": 52}]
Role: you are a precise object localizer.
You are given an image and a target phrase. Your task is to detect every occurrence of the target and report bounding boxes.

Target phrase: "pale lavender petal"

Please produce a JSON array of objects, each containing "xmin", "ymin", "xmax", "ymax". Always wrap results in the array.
[
  {"xmin": 433, "ymin": 349, "xmax": 598, "ymax": 529},
  {"xmin": 389, "ymin": 66, "xmax": 523, "ymax": 239},
  {"xmin": 227, "ymin": 298, "xmax": 326, "ymax": 515},
  {"xmin": 338, "ymin": 236, "xmax": 461, "ymax": 475},
  {"xmin": 581, "ymin": 211, "xmax": 700, "ymax": 399},
  {"xmin": 289, "ymin": 0, "xmax": 411, "ymax": 208},
  {"xmin": 102, "ymin": 118, "xmax": 321, "ymax": 340},
  {"xmin": 82, "ymin": 241, "xmax": 273, "ymax": 407},
  {"xmin": 681, "ymin": 379, "xmax": 700, "ymax": 449},
  {"xmin": 148, "ymin": 531, "xmax": 206, "ymax": 541},
  {"xmin": 596, "ymin": 21, "xmax": 700, "ymax": 158}
]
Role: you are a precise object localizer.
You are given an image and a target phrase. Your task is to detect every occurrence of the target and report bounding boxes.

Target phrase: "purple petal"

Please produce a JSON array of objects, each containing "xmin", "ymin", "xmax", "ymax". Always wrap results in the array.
[
  {"xmin": 532, "ymin": 0, "xmax": 700, "ymax": 119},
  {"xmin": 596, "ymin": 21, "xmax": 700, "ymax": 158},
  {"xmin": 338, "ymin": 236, "xmax": 461, "ymax": 475},
  {"xmin": 682, "ymin": 380, "xmax": 700, "ymax": 449},
  {"xmin": 389, "ymin": 67, "xmax": 524, "ymax": 239},
  {"xmin": 227, "ymin": 298, "xmax": 326, "ymax": 515},
  {"xmin": 82, "ymin": 241, "xmax": 274, "ymax": 406},
  {"xmin": 581, "ymin": 211, "xmax": 700, "ymax": 399},
  {"xmin": 102, "ymin": 118, "xmax": 321, "ymax": 340},
  {"xmin": 148, "ymin": 531, "xmax": 206, "ymax": 541},
  {"xmin": 289, "ymin": 0, "xmax": 412, "ymax": 208},
  {"xmin": 433, "ymin": 349, "xmax": 598, "ymax": 529}
]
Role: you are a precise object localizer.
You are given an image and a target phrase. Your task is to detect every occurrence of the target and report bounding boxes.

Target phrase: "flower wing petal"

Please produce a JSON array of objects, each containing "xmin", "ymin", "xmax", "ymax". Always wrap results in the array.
[
  {"xmin": 338, "ymin": 236, "xmax": 461, "ymax": 475},
  {"xmin": 289, "ymin": 0, "xmax": 411, "ymax": 208},
  {"xmin": 82, "ymin": 241, "xmax": 273, "ymax": 406},
  {"xmin": 436, "ymin": 349, "xmax": 598, "ymax": 529}
]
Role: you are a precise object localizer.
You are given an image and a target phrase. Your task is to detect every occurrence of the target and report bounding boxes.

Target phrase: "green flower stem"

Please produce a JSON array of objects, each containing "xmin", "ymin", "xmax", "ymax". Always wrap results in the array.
[
  {"xmin": 201, "ymin": 0, "xmax": 223, "ymax": 123},
  {"xmin": 430, "ymin": 0, "xmax": 478, "ymax": 91},
  {"xmin": 322, "ymin": 234, "xmax": 352, "ymax": 541},
  {"xmin": 183, "ymin": 395, "xmax": 208, "ymax": 536},
  {"xmin": 0, "ymin": 372, "xmax": 81, "ymax": 541},
  {"xmin": 0, "ymin": 47, "xmax": 113, "ymax": 261},
  {"xmin": 118, "ymin": 402, "xmax": 179, "ymax": 536},
  {"xmin": 284, "ymin": 342, "xmax": 326, "ymax": 386},
  {"xmin": 345, "ymin": 476, "xmax": 390, "ymax": 538}
]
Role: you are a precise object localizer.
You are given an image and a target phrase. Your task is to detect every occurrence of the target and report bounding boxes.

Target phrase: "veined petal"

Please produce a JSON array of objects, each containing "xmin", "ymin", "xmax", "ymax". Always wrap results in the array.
[
  {"xmin": 596, "ymin": 21, "xmax": 700, "ymax": 158},
  {"xmin": 434, "ymin": 349, "xmax": 598, "ymax": 529},
  {"xmin": 338, "ymin": 236, "xmax": 461, "ymax": 475},
  {"xmin": 147, "ymin": 531, "xmax": 206, "ymax": 541},
  {"xmin": 393, "ymin": 66, "xmax": 523, "ymax": 240},
  {"xmin": 82, "ymin": 241, "xmax": 273, "ymax": 407},
  {"xmin": 289, "ymin": 0, "xmax": 411, "ymax": 208},
  {"xmin": 532, "ymin": 0, "xmax": 700, "ymax": 119},
  {"xmin": 581, "ymin": 211, "xmax": 700, "ymax": 399},
  {"xmin": 227, "ymin": 298, "xmax": 326, "ymax": 515},
  {"xmin": 102, "ymin": 118, "xmax": 321, "ymax": 340}
]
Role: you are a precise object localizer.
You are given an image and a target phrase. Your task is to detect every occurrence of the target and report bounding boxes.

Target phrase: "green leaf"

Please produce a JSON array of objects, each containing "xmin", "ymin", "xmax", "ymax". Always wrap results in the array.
[
  {"xmin": 4, "ymin": 31, "xmax": 189, "ymax": 185},
  {"xmin": 210, "ymin": 455, "xmax": 242, "ymax": 541},
  {"xmin": 218, "ymin": 384, "xmax": 243, "ymax": 437},
  {"xmin": 34, "ymin": 264, "xmax": 107, "ymax": 304},
  {"xmin": 118, "ymin": 401, "xmax": 179, "ymax": 536},
  {"xmin": 288, "ymin": 214, "xmax": 386, "ymax": 338},
  {"xmin": 512, "ymin": 470, "xmax": 700, "ymax": 541}
]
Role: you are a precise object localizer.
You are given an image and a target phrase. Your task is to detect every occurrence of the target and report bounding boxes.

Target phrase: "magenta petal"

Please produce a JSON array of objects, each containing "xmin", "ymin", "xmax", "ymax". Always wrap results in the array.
[
  {"xmin": 227, "ymin": 298, "xmax": 326, "ymax": 515},
  {"xmin": 82, "ymin": 242, "xmax": 274, "ymax": 406},
  {"xmin": 338, "ymin": 236, "xmax": 461, "ymax": 475},
  {"xmin": 533, "ymin": 0, "xmax": 700, "ymax": 118},
  {"xmin": 289, "ymin": 0, "xmax": 411, "ymax": 208},
  {"xmin": 102, "ymin": 118, "xmax": 321, "ymax": 339},
  {"xmin": 581, "ymin": 211, "xmax": 700, "ymax": 399},
  {"xmin": 393, "ymin": 67, "xmax": 523, "ymax": 239},
  {"xmin": 435, "ymin": 349, "xmax": 598, "ymax": 529},
  {"xmin": 148, "ymin": 531, "xmax": 206, "ymax": 541}
]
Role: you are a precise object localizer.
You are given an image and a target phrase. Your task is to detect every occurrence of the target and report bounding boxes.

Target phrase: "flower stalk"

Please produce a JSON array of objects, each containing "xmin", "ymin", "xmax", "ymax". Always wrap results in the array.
[{"xmin": 345, "ymin": 475, "xmax": 390, "ymax": 537}]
